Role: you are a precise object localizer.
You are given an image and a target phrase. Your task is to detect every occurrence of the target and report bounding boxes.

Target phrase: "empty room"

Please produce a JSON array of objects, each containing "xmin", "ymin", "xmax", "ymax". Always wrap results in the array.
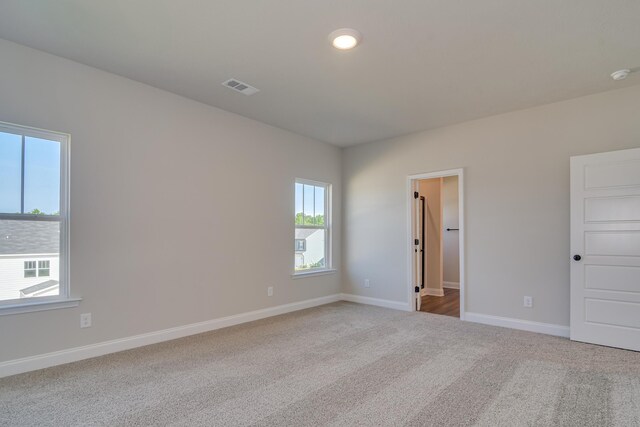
[{"xmin": 1, "ymin": 1, "xmax": 640, "ymax": 426}]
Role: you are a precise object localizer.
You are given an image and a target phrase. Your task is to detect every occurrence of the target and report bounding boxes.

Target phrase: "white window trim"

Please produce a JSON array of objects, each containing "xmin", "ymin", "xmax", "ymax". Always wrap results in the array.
[
  {"xmin": 293, "ymin": 178, "xmax": 333, "ymax": 276},
  {"xmin": 291, "ymin": 268, "xmax": 337, "ymax": 279},
  {"xmin": 0, "ymin": 297, "xmax": 81, "ymax": 316},
  {"xmin": 0, "ymin": 121, "xmax": 76, "ymax": 314}
]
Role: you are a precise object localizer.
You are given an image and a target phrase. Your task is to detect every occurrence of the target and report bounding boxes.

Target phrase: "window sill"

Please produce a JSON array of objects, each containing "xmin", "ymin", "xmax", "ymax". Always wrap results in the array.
[
  {"xmin": 0, "ymin": 298, "xmax": 82, "ymax": 316},
  {"xmin": 292, "ymin": 269, "xmax": 337, "ymax": 279}
]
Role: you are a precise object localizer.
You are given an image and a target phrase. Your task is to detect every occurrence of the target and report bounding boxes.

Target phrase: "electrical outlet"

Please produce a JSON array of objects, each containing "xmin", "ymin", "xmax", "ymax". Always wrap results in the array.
[
  {"xmin": 80, "ymin": 313, "xmax": 92, "ymax": 328},
  {"xmin": 523, "ymin": 296, "xmax": 533, "ymax": 308},
  {"xmin": 364, "ymin": 279, "xmax": 370, "ymax": 288},
  {"xmin": 267, "ymin": 286, "xmax": 273, "ymax": 297}
]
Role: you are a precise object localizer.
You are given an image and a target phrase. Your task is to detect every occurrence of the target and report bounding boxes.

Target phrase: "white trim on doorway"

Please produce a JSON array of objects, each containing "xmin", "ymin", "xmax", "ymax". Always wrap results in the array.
[{"xmin": 406, "ymin": 168, "xmax": 465, "ymax": 319}]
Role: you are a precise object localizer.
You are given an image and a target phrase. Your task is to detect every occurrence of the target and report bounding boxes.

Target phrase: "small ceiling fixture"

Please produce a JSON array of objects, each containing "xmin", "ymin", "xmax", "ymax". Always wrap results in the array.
[
  {"xmin": 222, "ymin": 78, "xmax": 260, "ymax": 95},
  {"xmin": 611, "ymin": 69, "xmax": 631, "ymax": 81},
  {"xmin": 329, "ymin": 28, "xmax": 362, "ymax": 50}
]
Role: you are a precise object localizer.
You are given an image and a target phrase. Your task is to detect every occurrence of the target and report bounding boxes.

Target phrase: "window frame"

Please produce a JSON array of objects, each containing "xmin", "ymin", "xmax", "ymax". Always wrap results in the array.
[
  {"xmin": 38, "ymin": 260, "xmax": 51, "ymax": 277},
  {"xmin": 293, "ymin": 178, "xmax": 333, "ymax": 276},
  {"xmin": 0, "ymin": 121, "xmax": 75, "ymax": 314},
  {"xmin": 294, "ymin": 239, "xmax": 306, "ymax": 252},
  {"xmin": 24, "ymin": 261, "xmax": 37, "ymax": 278}
]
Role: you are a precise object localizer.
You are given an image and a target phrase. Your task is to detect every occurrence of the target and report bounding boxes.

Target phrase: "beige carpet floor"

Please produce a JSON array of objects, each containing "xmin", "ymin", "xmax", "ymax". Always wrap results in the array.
[{"xmin": 1, "ymin": 301, "xmax": 640, "ymax": 426}]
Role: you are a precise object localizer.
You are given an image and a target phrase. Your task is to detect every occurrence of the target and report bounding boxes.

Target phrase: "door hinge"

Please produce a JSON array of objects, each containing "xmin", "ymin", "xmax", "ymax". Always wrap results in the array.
[
  {"xmin": 415, "ymin": 286, "xmax": 420, "ymax": 293},
  {"xmin": 414, "ymin": 239, "xmax": 419, "ymax": 245},
  {"xmin": 414, "ymin": 191, "xmax": 419, "ymax": 199}
]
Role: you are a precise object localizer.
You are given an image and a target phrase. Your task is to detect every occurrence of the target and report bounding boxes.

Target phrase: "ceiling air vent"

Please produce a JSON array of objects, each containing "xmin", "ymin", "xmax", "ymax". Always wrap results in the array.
[{"xmin": 222, "ymin": 78, "xmax": 260, "ymax": 96}]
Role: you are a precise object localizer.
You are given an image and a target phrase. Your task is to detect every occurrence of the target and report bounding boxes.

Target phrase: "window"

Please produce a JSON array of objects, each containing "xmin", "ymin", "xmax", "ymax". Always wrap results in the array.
[
  {"xmin": 0, "ymin": 121, "xmax": 69, "ymax": 308},
  {"xmin": 24, "ymin": 261, "xmax": 36, "ymax": 278},
  {"xmin": 294, "ymin": 239, "xmax": 306, "ymax": 252},
  {"xmin": 294, "ymin": 179, "xmax": 331, "ymax": 273},
  {"xmin": 38, "ymin": 260, "xmax": 50, "ymax": 277}
]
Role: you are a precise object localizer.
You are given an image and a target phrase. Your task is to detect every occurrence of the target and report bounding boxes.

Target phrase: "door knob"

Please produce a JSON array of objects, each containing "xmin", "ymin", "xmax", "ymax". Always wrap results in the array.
[{"xmin": 573, "ymin": 254, "xmax": 582, "ymax": 261}]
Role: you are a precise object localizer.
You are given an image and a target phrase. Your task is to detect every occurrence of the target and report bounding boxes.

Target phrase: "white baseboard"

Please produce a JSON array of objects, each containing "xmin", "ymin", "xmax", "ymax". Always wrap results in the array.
[
  {"xmin": 443, "ymin": 281, "xmax": 460, "ymax": 289},
  {"xmin": 340, "ymin": 293, "xmax": 412, "ymax": 312},
  {"xmin": 0, "ymin": 294, "xmax": 341, "ymax": 378},
  {"xmin": 465, "ymin": 312, "xmax": 570, "ymax": 338},
  {"xmin": 1, "ymin": 295, "xmax": 569, "ymax": 378},
  {"xmin": 424, "ymin": 288, "xmax": 445, "ymax": 297}
]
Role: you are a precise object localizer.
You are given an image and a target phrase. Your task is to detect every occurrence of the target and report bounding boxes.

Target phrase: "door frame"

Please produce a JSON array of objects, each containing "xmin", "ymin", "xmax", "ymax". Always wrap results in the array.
[
  {"xmin": 419, "ymin": 195, "xmax": 426, "ymax": 291},
  {"xmin": 406, "ymin": 168, "xmax": 465, "ymax": 319}
]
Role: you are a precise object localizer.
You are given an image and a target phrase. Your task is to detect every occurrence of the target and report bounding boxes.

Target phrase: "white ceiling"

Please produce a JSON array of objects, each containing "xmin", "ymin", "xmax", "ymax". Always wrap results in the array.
[{"xmin": 0, "ymin": 1, "xmax": 639, "ymax": 147}]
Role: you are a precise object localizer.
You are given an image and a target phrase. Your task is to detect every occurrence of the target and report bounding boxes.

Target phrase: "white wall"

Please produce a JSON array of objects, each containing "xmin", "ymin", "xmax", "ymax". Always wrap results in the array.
[
  {"xmin": 0, "ymin": 39, "xmax": 341, "ymax": 363},
  {"xmin": 442, "ymin": 176, "xmax": 459, "ymax": 285},
  {"xmin": 342, "ymin": 84, "xmax": 640, "ymax": 326}
]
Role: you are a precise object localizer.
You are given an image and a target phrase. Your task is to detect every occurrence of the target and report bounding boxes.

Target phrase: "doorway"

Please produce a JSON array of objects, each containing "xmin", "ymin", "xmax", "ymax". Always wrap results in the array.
[{"xmin": 407, "ymin": 169, "xmax": 464, "ymax": 319}]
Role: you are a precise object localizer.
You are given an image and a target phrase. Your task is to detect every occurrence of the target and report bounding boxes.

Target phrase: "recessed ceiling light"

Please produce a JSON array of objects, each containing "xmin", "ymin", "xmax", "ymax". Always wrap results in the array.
[
  {"xmin": 329, "ymin": 28, "xmax": 362, "ymax": 50},
  {"xmin": 611, "ymin": 69, "xmax": 631, "ymax": 81}
]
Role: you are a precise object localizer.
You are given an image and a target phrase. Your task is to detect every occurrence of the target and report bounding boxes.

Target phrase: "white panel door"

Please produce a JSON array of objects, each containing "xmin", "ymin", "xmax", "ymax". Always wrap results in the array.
[{"xmin": 571, "ymin": 147, "xmax": 640, "ymax": 351}]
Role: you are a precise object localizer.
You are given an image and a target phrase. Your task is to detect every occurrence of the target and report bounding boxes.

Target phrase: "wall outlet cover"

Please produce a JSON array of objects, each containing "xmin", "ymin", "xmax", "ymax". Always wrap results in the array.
[{"xmin": 80, "ymin": 313, "xmax": 92, "ymax": 328}]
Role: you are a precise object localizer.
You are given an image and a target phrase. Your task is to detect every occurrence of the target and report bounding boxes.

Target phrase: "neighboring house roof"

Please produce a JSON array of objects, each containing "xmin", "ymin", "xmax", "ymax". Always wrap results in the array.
[
  {"xmin": 0, "ymin": 220, "xmax": 59, "ymax": 255},
  {"xmin": 295, "ymin": 228, "xmax": 320, "ymax": 240},
  {"xmin": 20, "ymin": 280, "xmax": 59, "ymax": 296}
]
